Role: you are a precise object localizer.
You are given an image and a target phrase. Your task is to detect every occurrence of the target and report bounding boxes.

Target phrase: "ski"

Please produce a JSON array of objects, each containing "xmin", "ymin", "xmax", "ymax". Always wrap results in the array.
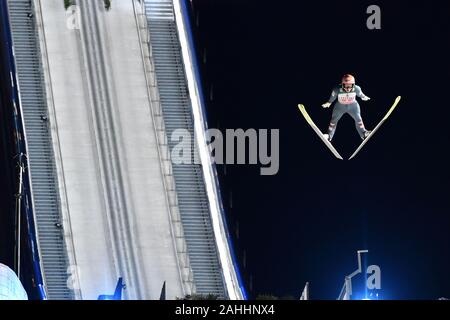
[
  {"xmin": 298, "ymin": 104, "xmax": 344, "ymax": 160},
  {"xmin": 349, "ymin": 96, "xmax": 402, "ymax": 160}
]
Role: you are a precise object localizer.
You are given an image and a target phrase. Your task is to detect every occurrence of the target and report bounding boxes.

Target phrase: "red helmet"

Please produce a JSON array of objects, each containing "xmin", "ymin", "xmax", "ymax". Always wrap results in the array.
[{"xmin": 342, "ymin": 74, "xmax": 355, "ymax": 91}]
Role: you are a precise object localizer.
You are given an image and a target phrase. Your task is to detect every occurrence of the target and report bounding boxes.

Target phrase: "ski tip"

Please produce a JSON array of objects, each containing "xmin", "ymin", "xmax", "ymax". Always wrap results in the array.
[
  {"xmin": 383, "ymin": 96, "xmax": 402, "ymax": 120},
  {"xmin": 348, "ymin": 150, "xmax": 360, "ymax": 160},
  {"xmin": 298, "ymin": 104, "xmax": 304, "ymax": 110}
]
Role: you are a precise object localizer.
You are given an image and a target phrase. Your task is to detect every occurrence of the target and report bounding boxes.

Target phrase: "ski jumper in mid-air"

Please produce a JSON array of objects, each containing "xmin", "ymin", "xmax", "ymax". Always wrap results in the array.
[{"xmin": 322, "ymin": 74, "xmax": 371, "ymax": 141}]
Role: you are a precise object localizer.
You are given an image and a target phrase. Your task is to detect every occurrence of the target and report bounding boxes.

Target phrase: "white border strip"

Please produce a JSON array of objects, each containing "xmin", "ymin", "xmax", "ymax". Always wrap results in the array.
[{"xmin": 172, "ymin": 0, "xmax": 243, "ymax": 300}]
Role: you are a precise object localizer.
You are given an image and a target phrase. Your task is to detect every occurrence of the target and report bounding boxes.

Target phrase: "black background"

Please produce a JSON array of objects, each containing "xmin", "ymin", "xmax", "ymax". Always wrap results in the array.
[{"xmin": 190, "ymin": 0, "xmax": 450, "ymax": 299}]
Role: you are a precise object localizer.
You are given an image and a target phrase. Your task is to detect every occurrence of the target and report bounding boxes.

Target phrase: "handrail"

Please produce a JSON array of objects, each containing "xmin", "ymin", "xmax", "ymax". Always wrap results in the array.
[
  {"xmin": 132, "ymin": 0, "xmax": 195, "ymax": 296},
  {"xmin": 0, "ymin": 0, "xmax": 47, "ymax": 299},
  {"xmin": 14, "ymin": 154, "xmax": 25, "ymax": 280},
  {"xmin": 33, "ymin": 0, "xmax": 81, "ymax": 298},
  {"xmin": 172, "ymin": 0, "xmax": 247, "ymax": 300}
]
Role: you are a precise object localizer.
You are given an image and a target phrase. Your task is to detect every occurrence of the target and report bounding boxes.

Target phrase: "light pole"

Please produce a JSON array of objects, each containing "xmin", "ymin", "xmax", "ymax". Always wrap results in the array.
[
  {"xmin": 14, "ymin": 154, "xmax": 25, "ymax": 280},
  {"xmin": 337, "ymin": 250, "xmax": 369, "ymax": 300}
]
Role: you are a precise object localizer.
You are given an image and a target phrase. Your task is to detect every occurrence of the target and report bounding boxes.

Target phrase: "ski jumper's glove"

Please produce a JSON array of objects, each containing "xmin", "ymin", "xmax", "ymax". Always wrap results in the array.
[
  {"xmin": 361, "ymin": 96, "xmax": 371, "ymax": 101},
  {"xmin": 322, "ymin": 102, "xmax": 331, "ymax": 108}
]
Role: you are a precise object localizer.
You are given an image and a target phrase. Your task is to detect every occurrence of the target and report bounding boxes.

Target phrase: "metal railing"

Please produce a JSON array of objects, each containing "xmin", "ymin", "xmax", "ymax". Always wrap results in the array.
[
  {"xmin": 0, "ymin": 0, "xmax": 47, "ymax": 299},
  {"xmin": 172, "ymin": 0, "xmax": 246, "ymax": 299},
  {"xmin": 133, "ymin": 0, "xmax": 195, "ymax": 296},
  {"xmin": 145, "ymin": 0, "xmax": 230, "ymax": 298},
  {"xmin": 7, "ymin": 0, "xmax": 73, "ymax": 300}
]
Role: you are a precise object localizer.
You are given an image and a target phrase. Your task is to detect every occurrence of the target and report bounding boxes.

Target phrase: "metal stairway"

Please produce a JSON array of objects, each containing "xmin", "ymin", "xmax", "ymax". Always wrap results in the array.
[
  {"xmin": 144, "ymin": 0, "xmax": 226, "ymax": 297},
  {"xmin": 7, "ymin": 0, "xmax": 73, "ymax": 299}
]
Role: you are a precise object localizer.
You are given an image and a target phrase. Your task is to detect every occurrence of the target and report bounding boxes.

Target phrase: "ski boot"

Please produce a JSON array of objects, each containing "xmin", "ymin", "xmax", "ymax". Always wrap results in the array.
[{"xmin": 362, "ymin": 130, "xmax": 372, "ymax": 140}]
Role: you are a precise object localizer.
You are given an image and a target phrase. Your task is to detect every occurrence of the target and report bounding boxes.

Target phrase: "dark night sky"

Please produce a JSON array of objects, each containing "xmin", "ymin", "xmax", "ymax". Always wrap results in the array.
[{"xmin": 190, "ymin": 0, "xmax": 450, "ymax": 299}]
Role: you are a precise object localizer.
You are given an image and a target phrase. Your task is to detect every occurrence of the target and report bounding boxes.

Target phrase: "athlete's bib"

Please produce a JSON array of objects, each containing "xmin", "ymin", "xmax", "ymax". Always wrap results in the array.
[{"xmin": 338, "ymin": 92, "xmax": 357, "ymax": 105}]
